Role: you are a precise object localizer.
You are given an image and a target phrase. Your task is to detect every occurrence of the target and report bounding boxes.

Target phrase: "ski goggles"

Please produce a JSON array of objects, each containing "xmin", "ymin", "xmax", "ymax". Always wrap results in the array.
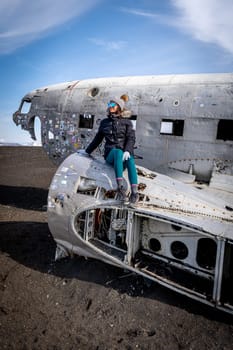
[{"xmin": 107, "ymin": 102, "xmax": 117, "ymax": 108}]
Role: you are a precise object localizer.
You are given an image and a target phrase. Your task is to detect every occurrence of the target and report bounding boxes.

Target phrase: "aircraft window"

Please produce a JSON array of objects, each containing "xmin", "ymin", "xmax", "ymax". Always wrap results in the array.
[
  {"xmin": 130, "ymin": 115, "xmax": 137, "ymax": 130},
  {"xmin": 217, "ymin": 120, "xmax": 233, "ymax": 141},
  {"xmin": 79, "ymin": 114, "xmax": 94, "ymax": 129},
  {"xmin": 77, "ymin": 177, "xmax": 97, "ymax": 193},
  {"xmin": 48, "ymin": 131, "xmax": 54, "ymax": 140},
  {"xmin": 171, "ymin": 224, "xmax": 182, "ymax": 231},
  {"xmin": 160, "ymin": 121, "xmax": 173, "ymax": 134},
  {"xmin": 170, "ymin": 241, "xmax": 188, "ymax": 260},
  {"xmin": 196, "ymin": 238, "xmax": 217, "ymax": 270},
  {"xmin": 149, "ymin": 238, "xmax": 161, "ymax": 252},
  {"xmin": 160, "ymin": 119, "xmax": 184, "ymax": 136},
  {"xmin": 21, "ymin": 101, "xmax": 31, "ymax": 114},
  {"xmin": 88, "ymin": 87, "xmax": 99, "ymax": 97}
]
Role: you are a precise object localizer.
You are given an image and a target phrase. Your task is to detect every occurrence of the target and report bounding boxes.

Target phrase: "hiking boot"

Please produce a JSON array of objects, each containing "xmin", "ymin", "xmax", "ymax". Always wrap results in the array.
[
  {"xmin": 116, "ymin": 186, "xmax": 128, "ymax": 202},
  {"xmin": 129, "ymin": 192, "xmax": 139, "ymax": 206}
]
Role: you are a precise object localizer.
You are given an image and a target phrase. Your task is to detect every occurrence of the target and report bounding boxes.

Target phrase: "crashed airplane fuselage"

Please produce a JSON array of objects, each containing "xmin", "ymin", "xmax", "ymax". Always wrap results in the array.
[{"xmin": 13, "ymin": 73, "xmax": 233, "ymax": 314}]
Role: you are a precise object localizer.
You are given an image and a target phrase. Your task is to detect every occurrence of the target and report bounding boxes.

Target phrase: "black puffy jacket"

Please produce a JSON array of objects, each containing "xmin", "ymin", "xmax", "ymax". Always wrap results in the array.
[{"xmin": 86, "ymin": 114, "xmax": 135, "ymax": 159}]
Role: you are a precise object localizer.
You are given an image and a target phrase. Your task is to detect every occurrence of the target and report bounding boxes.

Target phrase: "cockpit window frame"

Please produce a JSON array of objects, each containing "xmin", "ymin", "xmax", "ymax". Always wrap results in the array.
[{"xmin": 20, "ymin": 99, "xmax": 32, "ymax": 114}]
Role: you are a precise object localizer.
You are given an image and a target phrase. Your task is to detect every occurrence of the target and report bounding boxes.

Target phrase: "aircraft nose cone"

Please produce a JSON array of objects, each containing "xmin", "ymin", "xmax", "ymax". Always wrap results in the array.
[{"xmin": 13, "ymin": 111, "xmax": 20, "ymax": 125}]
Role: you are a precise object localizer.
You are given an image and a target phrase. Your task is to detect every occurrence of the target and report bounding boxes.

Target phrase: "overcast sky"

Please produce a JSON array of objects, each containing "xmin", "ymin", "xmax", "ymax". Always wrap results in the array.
[{"xmin": 0, "ymin": 0, "xmax": 233, "ymax": 144}]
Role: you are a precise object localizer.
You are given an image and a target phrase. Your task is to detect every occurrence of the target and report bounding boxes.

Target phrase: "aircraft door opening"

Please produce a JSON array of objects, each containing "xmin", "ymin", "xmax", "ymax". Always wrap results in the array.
[{"xmin": 34, "ymin": 116, "xmax": 42, "ymax": 145}]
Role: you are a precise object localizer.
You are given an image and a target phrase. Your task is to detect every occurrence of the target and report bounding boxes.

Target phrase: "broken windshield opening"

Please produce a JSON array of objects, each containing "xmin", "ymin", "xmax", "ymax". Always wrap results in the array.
[{"xmin": 20, "ymin": 100, "xmax": 32, "ymax": 114}]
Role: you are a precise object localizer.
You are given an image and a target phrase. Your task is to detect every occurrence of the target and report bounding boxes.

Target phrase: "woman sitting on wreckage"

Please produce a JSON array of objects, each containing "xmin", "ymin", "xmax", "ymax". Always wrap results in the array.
[{"xmin": 80, "ymin": 98, "xmax": 139, "ymax": 205}]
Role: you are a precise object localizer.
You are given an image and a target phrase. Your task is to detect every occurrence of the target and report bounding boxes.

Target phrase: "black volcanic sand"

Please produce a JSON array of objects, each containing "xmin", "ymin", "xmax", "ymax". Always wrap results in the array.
[{"xmin": 0, "ymin": 146, "xmax": 233, "ymax": 350}]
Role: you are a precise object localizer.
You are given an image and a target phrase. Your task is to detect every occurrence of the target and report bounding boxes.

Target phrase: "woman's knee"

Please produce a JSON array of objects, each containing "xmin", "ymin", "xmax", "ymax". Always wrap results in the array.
[{"xmin": 126, "ymin": 156, "xmax": 135, "ymax": 166}]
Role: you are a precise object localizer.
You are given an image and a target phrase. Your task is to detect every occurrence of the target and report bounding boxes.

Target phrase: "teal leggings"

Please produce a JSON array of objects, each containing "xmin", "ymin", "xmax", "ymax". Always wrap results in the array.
[{"xmin": 106, "ymin": 148, "xmax": 138, "ymax": 185}]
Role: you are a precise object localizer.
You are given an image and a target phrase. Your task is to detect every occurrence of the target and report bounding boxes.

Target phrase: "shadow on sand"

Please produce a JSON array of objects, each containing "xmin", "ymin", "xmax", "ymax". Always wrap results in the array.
[{"xmin": 0, "ymin": 185, "xmax": 48, "ymax": 211}]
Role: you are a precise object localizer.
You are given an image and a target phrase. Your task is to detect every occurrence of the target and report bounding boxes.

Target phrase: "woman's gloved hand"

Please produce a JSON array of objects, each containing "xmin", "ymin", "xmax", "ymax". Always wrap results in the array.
[
  {"xmin": 122, "ymin": 151, "xmax": 130, "ymax": 161},
  {"xmin": 77, "ymin": 149, "xmax": 89, "ymax": 156}
]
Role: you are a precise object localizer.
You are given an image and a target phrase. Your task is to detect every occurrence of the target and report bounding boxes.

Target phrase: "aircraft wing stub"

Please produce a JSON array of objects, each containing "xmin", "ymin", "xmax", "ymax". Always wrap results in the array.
[{"xmin": 47, "ymin": 153, "xmax": 233, "ymax": 315}]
